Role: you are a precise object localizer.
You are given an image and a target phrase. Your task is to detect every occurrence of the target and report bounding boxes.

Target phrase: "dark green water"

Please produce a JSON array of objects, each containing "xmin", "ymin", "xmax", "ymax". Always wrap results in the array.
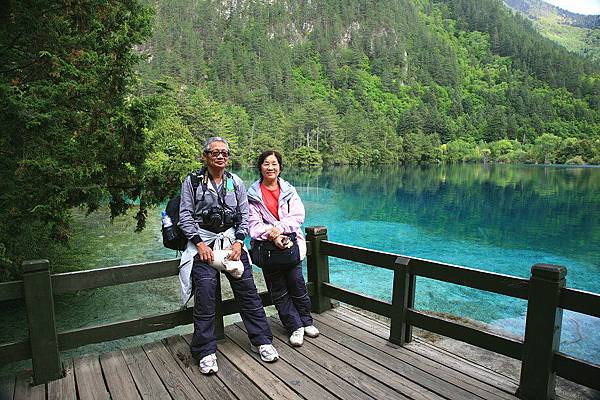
[{"xmin": 1, "ymin": 164, "xmax": 599, "ymax": 375}]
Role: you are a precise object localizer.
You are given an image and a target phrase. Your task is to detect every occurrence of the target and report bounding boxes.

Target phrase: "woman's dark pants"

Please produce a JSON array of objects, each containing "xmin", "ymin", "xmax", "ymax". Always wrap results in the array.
[
  {"xmin": 190, "ymin": 249, "xmax": 272, "ymax": 360},
  {"xmin": 263, "ymin": 264, "xmax": 313, "ymax": 334}
]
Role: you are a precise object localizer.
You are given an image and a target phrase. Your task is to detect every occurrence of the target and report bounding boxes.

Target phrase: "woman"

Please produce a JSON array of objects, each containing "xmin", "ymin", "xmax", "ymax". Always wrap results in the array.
[{"xmin": 247, "ymin": 150, "xmax": 319, "ymax": 346}]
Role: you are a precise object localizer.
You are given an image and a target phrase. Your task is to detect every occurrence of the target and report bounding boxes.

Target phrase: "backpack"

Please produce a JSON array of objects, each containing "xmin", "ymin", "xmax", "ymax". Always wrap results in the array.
[{"xmin": 162, "ymin": 171, "xmax": 202, "ymax": 251}]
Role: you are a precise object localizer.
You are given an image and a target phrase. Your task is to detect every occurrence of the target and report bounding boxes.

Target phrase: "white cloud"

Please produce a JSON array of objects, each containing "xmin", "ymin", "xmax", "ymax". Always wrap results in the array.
[{"xmin": 543, "ymin": 0, "xmax": 600, "ymax": 15}]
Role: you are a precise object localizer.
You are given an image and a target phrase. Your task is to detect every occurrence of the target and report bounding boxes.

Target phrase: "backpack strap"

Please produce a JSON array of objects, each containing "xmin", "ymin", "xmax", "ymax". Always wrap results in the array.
[
  {"xmin": 187, "ymin": 169, "xmax": 205, "ymax": 217},
  {"xmin": 190, "ymin": 171, "xmax": 201, "ymax": 195}
]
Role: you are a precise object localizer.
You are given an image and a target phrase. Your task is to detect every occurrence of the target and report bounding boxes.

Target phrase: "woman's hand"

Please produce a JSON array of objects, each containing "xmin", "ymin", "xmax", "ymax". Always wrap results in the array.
[
  {"xmin": 273, "ymin": 235, "xmax": 292, "ymax": 250},
  {"xmin": 196, "ymin": 242, "xmax": 214, "ymax": 263},
  {"xmin": 267, "ymin": 226, "xmax": 283, "ymax": 240},
  {"xmin": 228, "ymin": 241, "xmax": 242, "ymax": 261}
]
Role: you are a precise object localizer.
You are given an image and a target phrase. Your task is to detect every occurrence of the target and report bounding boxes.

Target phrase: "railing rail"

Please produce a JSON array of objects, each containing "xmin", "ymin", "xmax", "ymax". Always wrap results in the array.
[
  {"xmin": 305, "ymin": 226, "xmax": 600, "ymax": 400},
  {"xmin": 0, "ymin": 225, "xmax": 598, "ymax": 400},
  {"xmin": 0, "ymin": 258, "xmax": 273, "ymax": 384}
]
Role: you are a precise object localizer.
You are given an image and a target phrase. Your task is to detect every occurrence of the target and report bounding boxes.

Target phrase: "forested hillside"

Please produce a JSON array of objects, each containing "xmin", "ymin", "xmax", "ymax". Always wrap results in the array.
[
  {"xmin": 504, "ymin": 0, "xmax": 600, "ymax": 62},
  {"xmin": 2, "ymin": 0, "xmax": 600, "ymax": 279},
  {"xmin": 138, "ymin": 0, "xmax": 600, "ymax": 166}
]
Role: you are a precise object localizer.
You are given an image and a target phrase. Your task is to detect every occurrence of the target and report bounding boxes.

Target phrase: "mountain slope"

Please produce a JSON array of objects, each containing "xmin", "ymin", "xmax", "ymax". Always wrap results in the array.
[
  {"xmin": 503, "ymin": 0, "xmax": 600, "ymax": 61},
  {"xmin": 137, "ymin": 0, "xmax": 600, "ymax": 165}
]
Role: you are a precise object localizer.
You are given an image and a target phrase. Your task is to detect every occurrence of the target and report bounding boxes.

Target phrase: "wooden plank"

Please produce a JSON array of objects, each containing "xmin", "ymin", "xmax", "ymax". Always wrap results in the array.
[
  {"xmin": 264, "ymin": 320, "xmax": 406, "ymax": 399},
  {"xmin": 555, "ymin": 352, "xmax": 600, "ymax": 391},
  {"xmin": 142, "ymin": 341, "xmax": 203, "ymax": 399},
  {"xmin": 52, "ymin": 259, "xmax": 179, "ymax": 294},
  {"xmin": 0, "ymin": 280, "xmax": 24, "ymax": 301},
  {"xmin": 0, "ymin": 339, "xmax": 31, "ymax": 364},
  {"xmin": 320, "ymin": 241, "xmax": 530, "ymax": 299},
  {"xmin": 234, "ymin": 324, "xmax": 372, "ymax": 400},
  {"xmin": 519, "ymin": 264, "xmax": 566, "ymax": 400},
  {"xmin": 57, "ymin": 292, "xmax": 271, "ymax": 353},
  {"xmin": 100, "ymin": 350, "xmax": 141, "ymax": 400},
  {"xmin": 225, "ymin": 324, "xmax": 335, "ymax": 400},
  {"xmin": 22, "ymin": 259, "xmax": 62, "ymax": 384},
  {"xmin": 13, "ymin": 371, "xmax": 44, "ymax": 400},
  {"xmin": 181, "ymin": 334, "xmax": 270, "ymax": 400},
  {"xmin": 270, "ymin": 318, "xmax": 439, "ymax": 400},
  {"xmin": 321, "ymin": 283, "xmax": 393, "ymax": 316},
  {"xmin": 407, "ymin": 310, "xmax": 523, "ymax": 360},
  {"xmin": 73, "ymin": 354, "xmax": 110, "ymax": 400},
  {"xmin": 48, "ymin": 359, "xmax": 76, "ymax": 400},
  {"xmin": 314, "ymin": 312, "xmax": 519, "ymax": 400},
  {"xmin": 407, "ymin": 258, "xmax": 529, "ymax": 300},
  {"xmin": 559, "ymin": 287, "xmax": 600, "ymax": 318},
  {"xmin": 306, "ymin": 228, "xmax": 332, "ymax": 312},
  {"xmin": 390, "ymin": 258, "xmax": 413, "ymax": 345},
  {"xmin": 58, "ymin": 308, "xmax": 193, "ymax": 351},
  {"xmin": 321, "ymin": 240, "xmax": 399, "ymax": 270},
  {"xmin": 162, "ymin": 335, "xmax": 237, "ymax": 400},
  {"xmin": 122, "ymin": 347, "xmax": 171, "ymax": 400},
  {"xmin": 330, "ymin": 307, "xmax": 520, "ymax": 394},
  {"xmin": 0, "ymin": 375, "xmax": 16, "ymax": 400},
  {"xmin": 217, "ymin": 337, "xmax": 302, "ymax": 399}
]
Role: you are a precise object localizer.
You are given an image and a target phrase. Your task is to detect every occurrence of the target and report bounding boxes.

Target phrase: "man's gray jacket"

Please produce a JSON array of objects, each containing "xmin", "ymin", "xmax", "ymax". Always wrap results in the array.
[{"xmin": 178, "ymin": 170, "xmax": 248, "ymax": 244}]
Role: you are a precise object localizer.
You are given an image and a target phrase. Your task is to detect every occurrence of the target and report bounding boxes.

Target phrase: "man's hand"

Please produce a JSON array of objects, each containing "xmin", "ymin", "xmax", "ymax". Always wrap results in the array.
[
  {"xmin": 196, "ymin": 242, "xmax": 214, "ymax": 263},
  {"xmin": 228, "ymin": 241, "xmax": 242, "ymax": 261},
  {"xmin": 267, "ymin": 226, "xmax": 283, "ymax": 240}
]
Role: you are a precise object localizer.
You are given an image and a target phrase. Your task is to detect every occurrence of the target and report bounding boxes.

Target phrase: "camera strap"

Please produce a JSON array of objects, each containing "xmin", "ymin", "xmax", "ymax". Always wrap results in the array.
[
  {"xmin": 201, "ymin": 172, "xmax": 241, "ymax": 223},
  {"xmin": 208, "ymin": 175, "xmax": 227, "ymax": 207}
]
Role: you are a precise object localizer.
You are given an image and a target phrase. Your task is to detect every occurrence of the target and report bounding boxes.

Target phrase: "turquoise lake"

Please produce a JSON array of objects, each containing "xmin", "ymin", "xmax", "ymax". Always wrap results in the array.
[{"xmin": 1, "ymin": 163, "xmax": 599, "ymax": 374}]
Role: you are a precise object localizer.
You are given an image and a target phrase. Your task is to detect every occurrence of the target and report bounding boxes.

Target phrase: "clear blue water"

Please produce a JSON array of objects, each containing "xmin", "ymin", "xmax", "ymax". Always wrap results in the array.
[
  {"xmin": 279, "ymin": 164, "xmax": 600, "ymax": 364},
  {"xmin": 1, "ymin": 163, "xmax": 598, "ymax": 375}
]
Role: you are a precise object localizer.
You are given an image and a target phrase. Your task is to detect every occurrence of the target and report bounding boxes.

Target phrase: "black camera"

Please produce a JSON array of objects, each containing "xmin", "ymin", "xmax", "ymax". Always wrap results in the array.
[
  {"xmin": 200, "ymin": 206, "xmax": 223, "ymax": 228},
  {"xmin": 200, "ymin": 206, "xmax": 242, "ymax": 229}
]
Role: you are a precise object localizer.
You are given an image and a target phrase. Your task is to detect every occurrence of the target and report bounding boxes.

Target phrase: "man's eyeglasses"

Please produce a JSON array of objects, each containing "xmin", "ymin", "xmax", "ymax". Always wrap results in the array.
[{"xmin": 206, "ymin": 150, "xmax": 230, "ymax": 158}]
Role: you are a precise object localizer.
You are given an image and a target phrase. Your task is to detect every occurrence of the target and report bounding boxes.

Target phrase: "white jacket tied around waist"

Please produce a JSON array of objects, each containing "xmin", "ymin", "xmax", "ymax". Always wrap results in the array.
[{"xmin": 178, "ymin": 227, "xmax": 245, "ymax": 306}]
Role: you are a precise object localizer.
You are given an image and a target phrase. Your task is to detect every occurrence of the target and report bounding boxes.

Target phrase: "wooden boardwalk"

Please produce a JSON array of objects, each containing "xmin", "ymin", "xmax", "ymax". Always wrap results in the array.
[{"xmin": 1, "ymin": 307, "xmax": 523, "ymax": 400}]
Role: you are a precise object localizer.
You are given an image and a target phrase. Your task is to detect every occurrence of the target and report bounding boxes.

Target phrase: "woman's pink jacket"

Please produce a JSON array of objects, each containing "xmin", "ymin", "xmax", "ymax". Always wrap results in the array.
[{"xmin": 247, "ymin": 178, "xmax": 307, "ymax": 261}]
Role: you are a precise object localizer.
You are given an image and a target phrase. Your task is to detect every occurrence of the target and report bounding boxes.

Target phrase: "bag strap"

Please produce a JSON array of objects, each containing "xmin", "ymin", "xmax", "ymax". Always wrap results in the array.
[
  {"xmin": 190, "ymin": 171, "xmax": 201, "ymax": 194},
  {"xmin": 188, "ymin": 169, "xmax": 203, "ymax": 217}
]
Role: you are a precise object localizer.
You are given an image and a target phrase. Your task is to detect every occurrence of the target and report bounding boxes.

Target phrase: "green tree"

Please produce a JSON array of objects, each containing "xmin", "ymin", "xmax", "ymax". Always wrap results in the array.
[
  {"xmin": 533, "ymin": 133, "xmax": 562, "ymax": 164},
  {"xmin": 0, "ymin": 1, "xmax": 198, "ymax": 278}
]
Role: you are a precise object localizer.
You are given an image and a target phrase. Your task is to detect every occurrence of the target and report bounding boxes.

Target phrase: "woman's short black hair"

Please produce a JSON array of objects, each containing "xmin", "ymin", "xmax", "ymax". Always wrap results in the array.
[{"xmin": 256, "ymin": 150, "xmax": 283, "ymax": 176}]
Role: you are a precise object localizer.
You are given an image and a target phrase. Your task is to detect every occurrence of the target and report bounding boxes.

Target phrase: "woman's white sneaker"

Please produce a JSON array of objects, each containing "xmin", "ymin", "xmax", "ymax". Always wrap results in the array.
[
  {"xmin": 199, "ymin": 353, "xmax": 218, "ymax": 374},
  {"xmin": 289, "ymin": 327, "xmax": 304, "ymax": 347},
  {"xmin": 251, "ymin": 343, "xmax": 279, "ymax": 362},
  {"xmin": 304, "ymin": 325, "xmax": 320, "ymax": 338}
]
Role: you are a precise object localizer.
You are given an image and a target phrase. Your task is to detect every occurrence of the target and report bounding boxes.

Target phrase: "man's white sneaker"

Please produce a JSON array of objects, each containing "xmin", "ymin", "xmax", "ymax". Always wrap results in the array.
[
  {"xmin": 199, "ymin": 353, "xmax": 218, "ymax": 374},
  {"xmin": 289, "ymin": 327, "xmax": 304, "ymax": 347},
  {"xmin": 304, "ymin": 325, "xmax": 320, "ymax": 338},
  {"xmin": 251, "ymin": 343, "xmax": 279, "ymax": 362}
]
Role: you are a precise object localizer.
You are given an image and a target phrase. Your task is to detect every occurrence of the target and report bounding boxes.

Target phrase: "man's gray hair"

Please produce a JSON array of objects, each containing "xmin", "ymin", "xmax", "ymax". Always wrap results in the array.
[{"xmin": 203, "ymin": 136, "xmax": 230, "ymax": 153}]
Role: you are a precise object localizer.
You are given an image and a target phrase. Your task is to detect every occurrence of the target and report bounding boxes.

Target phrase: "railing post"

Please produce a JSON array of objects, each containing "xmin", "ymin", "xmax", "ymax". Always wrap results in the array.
[
  {"xmin": 305, "ymin": 226, "xmax": 331, "ymax": 313},
  {"xmin": 518, "ymin": 264, "xmax": 566, "ymax": 400},
  {"xmin": 22, "ymin": 260, "xmax": 63, "ymax": 384},
  {"xmin": 389, "ymin": 256, "xmax": 414, "ymax": 345},
  {"xmin": 215, "ymin": 276, "xmax": 225, "ymax": 340}
]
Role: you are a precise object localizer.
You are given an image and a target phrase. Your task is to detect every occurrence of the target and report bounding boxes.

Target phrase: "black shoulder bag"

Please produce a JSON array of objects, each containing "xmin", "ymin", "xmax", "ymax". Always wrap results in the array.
[{"xmin": 250, "ymin": 232, "xmax": 301, "ymax": 270}]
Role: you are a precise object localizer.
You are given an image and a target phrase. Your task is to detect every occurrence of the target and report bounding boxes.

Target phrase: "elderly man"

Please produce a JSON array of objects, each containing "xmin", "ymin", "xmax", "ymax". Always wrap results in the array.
[{"xmin": 179, "ymin": 137, "xmax": 278, "ymax": 374}]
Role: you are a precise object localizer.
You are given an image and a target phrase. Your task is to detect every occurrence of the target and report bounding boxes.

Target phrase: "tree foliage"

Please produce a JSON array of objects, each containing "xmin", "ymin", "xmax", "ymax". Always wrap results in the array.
[
  {"xmin": 138, "ymin": 0, "xmax": 600, "ymax": 167},
  {"xmin": 0, "ymin": 1, "xmax": 200, "ymax": 278},
  {"xmin": 3, "ymin": 0, "xmax": 600, "ymax": 279}
]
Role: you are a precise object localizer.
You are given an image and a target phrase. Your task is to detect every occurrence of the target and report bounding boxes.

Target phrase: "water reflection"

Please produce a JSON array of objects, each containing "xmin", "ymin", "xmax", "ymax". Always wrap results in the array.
[{"xmin": 1, "ymin": 164, "xmax": 598, "ymax": 374}]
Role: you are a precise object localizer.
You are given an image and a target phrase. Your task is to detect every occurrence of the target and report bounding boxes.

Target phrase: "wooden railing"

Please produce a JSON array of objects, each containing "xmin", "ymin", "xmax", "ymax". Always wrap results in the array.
[
  {"xmin": 0, "ymin": 225, "xmax": 598, "ymax": 400},
  {"xmin": 304, "ymin": 226, "xmax": 600, "ymax": 400},
  {"xmin": 0, "ymin": 258, "xmax": 274, "ymax": 384}
]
